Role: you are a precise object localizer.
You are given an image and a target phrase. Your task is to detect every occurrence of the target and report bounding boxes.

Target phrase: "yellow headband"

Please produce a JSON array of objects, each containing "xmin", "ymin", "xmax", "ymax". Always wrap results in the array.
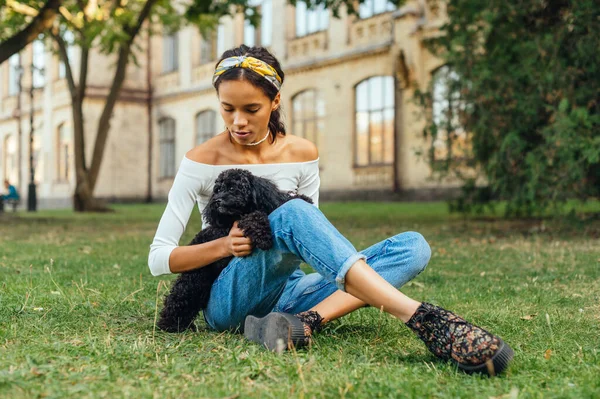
[{"xmin": 213, "ymin": 55, "xmax": 282, "ymax": 91}]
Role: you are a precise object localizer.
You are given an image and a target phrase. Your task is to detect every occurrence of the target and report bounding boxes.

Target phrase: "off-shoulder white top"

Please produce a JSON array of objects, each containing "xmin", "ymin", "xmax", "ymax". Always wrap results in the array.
[{"xmin": 148, "ymin": 156, "xmax": 320, "ymax": 276}]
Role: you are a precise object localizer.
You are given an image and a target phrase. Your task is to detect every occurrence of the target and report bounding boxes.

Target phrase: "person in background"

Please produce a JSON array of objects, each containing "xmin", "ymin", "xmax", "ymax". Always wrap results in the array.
[{"xmin": 2, "ymin": 179, "xmax": 20, "ymax": 202}]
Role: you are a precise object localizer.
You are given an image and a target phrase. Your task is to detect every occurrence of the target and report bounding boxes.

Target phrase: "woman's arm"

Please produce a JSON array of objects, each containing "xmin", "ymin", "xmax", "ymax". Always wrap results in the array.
[
  {"xmin": 167, "ymin": 237, "xmax": 229, "ymax": 273},
  {"xmin": 167, "ymin": 222, "xmax": 253, "ymax": 273},
  {"xmin": 148, "ymin": 158, "xmax": 219, "ymax": 276}
]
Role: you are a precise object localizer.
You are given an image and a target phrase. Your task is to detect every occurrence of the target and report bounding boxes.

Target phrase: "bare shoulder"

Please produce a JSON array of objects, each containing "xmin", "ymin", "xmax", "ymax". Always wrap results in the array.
[
  {"xmin": 284, "ymin": 134, "xmax": 319, "ymax": 163},
  {"xmin": 185, "ymin": 133, "xmax": 227, "ymax": 165}
]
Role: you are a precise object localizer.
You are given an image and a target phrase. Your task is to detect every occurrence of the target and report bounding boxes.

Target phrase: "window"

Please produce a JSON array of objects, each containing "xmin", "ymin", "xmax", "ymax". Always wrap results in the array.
[
  {"xmin": 431, "ymin": 65, "xmax": 467, "ymax": 162},
  {"xmin": 354, "ymin": 76, "xmax": 395, "ymax": 166},
  {"xmin": 3, "ymin": 135, "xmax": 18, "ymax": 184},
  {"xmin": 261, "ymin": 0, "xmax": 273, "ymax": 47},
  {"xmin": 163, "ymin": 32, "xmax": 179, "ymax": 73},
  {"xmin": 292, "ymin": 89, "xmax": 324, "ymax": 147},
  {"xmin": 159, "ymin": 118, "xmax": 176, "ymax": 178},
  {"xmin": 245, "ymin": 8, "xmax": 258, "ymax": 47},
  {"xmin": 58, "ymin": 30, "xmax": 76, "ymax": 79},
  {"xmin": 57, "ymin": 124, "xmax": 72, "ymax": 182},
  {"xmin": 8, "ymin": 54, "xmax": 20, "ymax": 96},
  {"xmin": 200, "ymin": 31, "xmax": 216, "ymax": 64},
  {"xmin": 32, "ymin": 39, "xmax": 45, "ymax": 88},
  {"xmin": 216, "ymin": 24, "xmax": 226, "ymax": 57},
  {"xmin": 244, "ymin": 0, "xmax": 272, "ymax": 47},
  {"xmin": 295, "ymin": 1, "xmax": 329, "ymax": 37},
  {"xmin": 195, "ymin": 111, "xmax": 216, "ymax": 145},
  {"xmin": 358, "ymin": 0, "xmax": 396, "ymax": 19}
]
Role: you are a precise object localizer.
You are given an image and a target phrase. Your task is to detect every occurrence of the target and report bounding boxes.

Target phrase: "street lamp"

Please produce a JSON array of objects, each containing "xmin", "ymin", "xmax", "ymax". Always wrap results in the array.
[{"xmin": 15, "ymin": 60, "xmax": 44, "ymax": 212}]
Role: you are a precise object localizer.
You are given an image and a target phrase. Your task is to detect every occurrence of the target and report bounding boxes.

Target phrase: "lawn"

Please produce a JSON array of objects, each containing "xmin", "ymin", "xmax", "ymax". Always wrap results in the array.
[{"xmin": 1, "ymin": 202, "xmax": 599, "ymax": 398}]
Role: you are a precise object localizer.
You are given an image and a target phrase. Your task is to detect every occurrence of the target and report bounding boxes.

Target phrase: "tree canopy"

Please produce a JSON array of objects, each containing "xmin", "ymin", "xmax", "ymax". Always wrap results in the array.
[{"xmin": 418, "ymin": 0, "xmax": 599, "ymax": 216}]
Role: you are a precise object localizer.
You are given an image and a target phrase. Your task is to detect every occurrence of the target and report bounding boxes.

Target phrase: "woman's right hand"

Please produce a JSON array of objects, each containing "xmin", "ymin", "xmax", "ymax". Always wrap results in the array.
[{"xmin": 224, "ymin": 221, "xmax": 253, "ymax": 257}]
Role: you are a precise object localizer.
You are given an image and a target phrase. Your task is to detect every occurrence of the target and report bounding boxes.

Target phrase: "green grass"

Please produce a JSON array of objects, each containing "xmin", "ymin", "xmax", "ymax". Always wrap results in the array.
[{"xmin": 1, "ymin": 202, "xmax": 599, "ymax": 398}]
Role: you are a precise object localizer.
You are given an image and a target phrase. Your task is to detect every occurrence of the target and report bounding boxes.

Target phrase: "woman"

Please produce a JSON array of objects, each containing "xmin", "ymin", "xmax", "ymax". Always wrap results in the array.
[{"xmin": 148, "ymin": 45, "xmax": 513, "ymax": 376}]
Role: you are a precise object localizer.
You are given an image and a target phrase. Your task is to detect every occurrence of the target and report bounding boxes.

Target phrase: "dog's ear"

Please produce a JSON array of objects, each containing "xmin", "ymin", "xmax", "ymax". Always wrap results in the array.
[
  {"xmin": 203, "ymin": 194, "xmax": 223, "ymax": 226},
  {"xmin": 252, "ymin": 175, "xmax": 284, "ymax": 213}
]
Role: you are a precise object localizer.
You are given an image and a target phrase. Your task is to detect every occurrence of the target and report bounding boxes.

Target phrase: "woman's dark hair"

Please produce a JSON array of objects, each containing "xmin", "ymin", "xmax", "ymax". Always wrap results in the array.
[{"xmin": 213, "ymin": 45, "xmax": 286, "ymax": 142}]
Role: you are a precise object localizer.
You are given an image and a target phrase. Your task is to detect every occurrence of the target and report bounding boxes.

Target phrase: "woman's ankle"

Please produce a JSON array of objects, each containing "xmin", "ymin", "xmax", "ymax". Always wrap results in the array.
[{"xmin": 296, "ymin": 310, "xmax": 324, "ymax": 336}]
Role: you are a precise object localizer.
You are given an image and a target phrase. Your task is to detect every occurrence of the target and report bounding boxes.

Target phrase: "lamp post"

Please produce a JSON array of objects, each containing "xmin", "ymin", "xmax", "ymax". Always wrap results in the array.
[
  {"xmin": 16, "ymin": 59, "xmax": 44, "ymax": 212},
  {"xmin": 27, "ymin": 60, "xmax": 37, "ymax": 212}
]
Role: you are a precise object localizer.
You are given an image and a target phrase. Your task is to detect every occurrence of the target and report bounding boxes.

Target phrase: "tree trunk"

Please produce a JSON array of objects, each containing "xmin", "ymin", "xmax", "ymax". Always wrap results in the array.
[
  {"xmin": 0, "ymin": 0, "xmax": 62, "ymax": 64},
  {"xmin": 73, "ymin": 0, "xmax": 157, "ymax": 212}
]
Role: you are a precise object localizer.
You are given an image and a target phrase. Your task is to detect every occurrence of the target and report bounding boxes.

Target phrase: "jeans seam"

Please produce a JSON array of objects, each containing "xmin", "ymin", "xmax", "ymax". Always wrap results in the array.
[
  {"xmin": 381, "ymin": 238, "xmax": 394, "ymax": 256},
  {"xmin": 302, "ymin": 280, "xmax": 330, "ymax": 295},
  {"xmin": 275, "ymin": 229, "xmax": 338, "ymax": 281}
]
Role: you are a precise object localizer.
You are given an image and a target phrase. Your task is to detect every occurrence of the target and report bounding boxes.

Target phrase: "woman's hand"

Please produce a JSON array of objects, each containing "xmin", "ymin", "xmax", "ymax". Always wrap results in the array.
[{"xmin": 224, "ymin": 221, "xmax": 254, "ymax": 257}]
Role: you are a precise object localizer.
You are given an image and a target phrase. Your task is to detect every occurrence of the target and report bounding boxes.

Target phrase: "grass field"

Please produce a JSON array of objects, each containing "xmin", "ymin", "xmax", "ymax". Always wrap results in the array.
[{"xmin": 1, "ymin": 202, "xmax": 599, "ymax": 398}]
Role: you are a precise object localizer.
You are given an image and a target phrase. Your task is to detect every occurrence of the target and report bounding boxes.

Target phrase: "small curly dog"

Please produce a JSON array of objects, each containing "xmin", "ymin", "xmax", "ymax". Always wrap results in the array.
[{"xmin": 157, "ymin": 168, "xmax": 313, "ymax": 333}]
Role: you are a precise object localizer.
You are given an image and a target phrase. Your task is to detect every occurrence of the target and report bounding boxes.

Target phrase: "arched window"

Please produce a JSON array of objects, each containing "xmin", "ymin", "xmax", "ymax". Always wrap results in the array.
[
  {"xmin": 354, "ymin": 76, "xmax": 394, "ymax": 166},
  {"xmin": 159, "ymin": 118, "xmax": 176, "ymax": 178},
  {"xmin": 292, "ymin": 89, "xmax": 324, "ymax": 147},
  {"xmin": 195, "ymin": 110, "xmax": 216, "ymax": 145},
  {"xmin": 57, "ymin": 124, "xmax": 72, "ymax": 182},
  {"xmin": 3, "ymin": 135, "xmax": 18, "ymax": 184},
  {"xmin": 163, "ymin": 32, "xmax": 179, "ymax": 73},
  {"xmin": 431, "ymin": 65, "xmax": 466, "ymax": 161}
]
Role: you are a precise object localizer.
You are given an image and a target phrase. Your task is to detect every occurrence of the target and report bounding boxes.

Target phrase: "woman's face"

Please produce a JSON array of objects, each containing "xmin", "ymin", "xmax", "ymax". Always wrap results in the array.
[{"xmin": 217, "ymin": 79, "xmax": 280, "ymax": 145}]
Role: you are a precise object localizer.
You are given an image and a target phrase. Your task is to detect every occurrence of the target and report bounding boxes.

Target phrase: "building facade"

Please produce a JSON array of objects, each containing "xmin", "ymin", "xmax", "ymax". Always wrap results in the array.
[{"xmin": 0, "ymin": 0, "xmax": 457, "ymax": 209}]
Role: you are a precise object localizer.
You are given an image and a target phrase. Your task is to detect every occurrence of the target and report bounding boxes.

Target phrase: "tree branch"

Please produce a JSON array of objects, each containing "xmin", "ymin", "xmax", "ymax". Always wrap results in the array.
[
  {"xmin": 51, "ymin": 32, "xmax": 76, "ymax": 96},
  {"xmin": 0, "ymin": 0, "xmax": 62, "ymax": 64}
]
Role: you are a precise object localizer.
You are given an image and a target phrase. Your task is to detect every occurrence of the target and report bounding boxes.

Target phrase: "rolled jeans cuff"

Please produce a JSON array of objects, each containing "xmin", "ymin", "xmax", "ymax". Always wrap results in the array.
[{"xmin": 335, "ymin": 253, "xmax": 367, "ymax": 292}]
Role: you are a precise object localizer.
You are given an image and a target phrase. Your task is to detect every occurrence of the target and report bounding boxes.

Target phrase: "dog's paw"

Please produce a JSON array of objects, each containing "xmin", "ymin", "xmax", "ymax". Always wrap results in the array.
[{"xmin": 238, "ymin": 211, "xmax": 273, "ymax": 250}]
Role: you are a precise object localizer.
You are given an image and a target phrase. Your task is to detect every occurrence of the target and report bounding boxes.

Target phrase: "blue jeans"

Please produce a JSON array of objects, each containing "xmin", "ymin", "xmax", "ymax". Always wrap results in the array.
[{"xmin": 204, "ymin": 199, "xmax": 431, "ymax": 331}]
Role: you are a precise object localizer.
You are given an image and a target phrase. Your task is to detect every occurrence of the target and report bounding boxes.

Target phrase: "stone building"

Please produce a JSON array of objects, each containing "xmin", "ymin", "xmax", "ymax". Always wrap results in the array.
[{"xmin": 0, "ymin": 0, "xmax": 457, "ymax": 209}]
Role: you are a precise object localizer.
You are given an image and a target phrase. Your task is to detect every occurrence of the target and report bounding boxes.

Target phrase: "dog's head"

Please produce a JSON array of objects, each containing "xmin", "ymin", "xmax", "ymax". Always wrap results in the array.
[{"xmin": 203, "ymin": 169, "xmax": 284, "ymax": 228}]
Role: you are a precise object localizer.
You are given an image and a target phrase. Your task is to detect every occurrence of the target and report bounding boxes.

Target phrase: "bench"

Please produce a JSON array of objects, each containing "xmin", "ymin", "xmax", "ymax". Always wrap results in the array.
[{"xmin": 0, "ymin": 197, "xmax": 19, "ymax": 212}]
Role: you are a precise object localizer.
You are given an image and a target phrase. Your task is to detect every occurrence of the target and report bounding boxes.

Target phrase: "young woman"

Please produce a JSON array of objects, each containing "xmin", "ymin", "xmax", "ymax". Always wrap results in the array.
[{"xmin": 149, "ymin": 45, "xmax": 513, "ymax": 376}]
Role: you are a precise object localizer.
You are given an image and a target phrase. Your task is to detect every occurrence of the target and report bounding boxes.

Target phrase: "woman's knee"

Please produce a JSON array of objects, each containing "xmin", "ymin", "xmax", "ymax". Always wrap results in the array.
[
  {"xmin": 269, "ymin": 198, "xmax": 318, "ymax": 227},
  {"xmin": 278, "ymin": 197, "xmax": 314, "ymax": 214},
  {"xmin": 390, "ymin": 231, "xmax": 432, "ymax": 275}
]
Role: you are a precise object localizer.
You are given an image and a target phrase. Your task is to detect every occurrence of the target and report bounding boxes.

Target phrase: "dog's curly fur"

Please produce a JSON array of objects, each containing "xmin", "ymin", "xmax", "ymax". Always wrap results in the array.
[{"xmin": 157, "ymin": 169, "xmax": 313, "ymax": 333}]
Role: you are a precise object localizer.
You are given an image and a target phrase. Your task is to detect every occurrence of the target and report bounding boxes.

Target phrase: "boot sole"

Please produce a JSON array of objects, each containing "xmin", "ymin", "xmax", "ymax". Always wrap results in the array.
[
  {"xmin": 244, "ymin": 313, "xmax": 307, "ymax": 352},
  {"xmin": 457, "ymin": 339, "xmax": 514, "ymax": 376}
]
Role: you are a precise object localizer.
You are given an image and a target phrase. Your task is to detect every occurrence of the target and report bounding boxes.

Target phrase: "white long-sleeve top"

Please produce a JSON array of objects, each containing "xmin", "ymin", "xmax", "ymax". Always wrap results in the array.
[{"xmin": 148, "ymin": 156, "xmax": 320, "ymax": 276}]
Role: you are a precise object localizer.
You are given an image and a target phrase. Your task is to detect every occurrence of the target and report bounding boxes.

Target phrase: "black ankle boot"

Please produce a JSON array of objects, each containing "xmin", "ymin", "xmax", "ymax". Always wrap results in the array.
[
  {"xmin": 244, "ymin": 310, "xmax": 323, "ymax": 352},
  {"xmin": 406, "ymin": 302, "xmax": 514, "ymax": 376}
]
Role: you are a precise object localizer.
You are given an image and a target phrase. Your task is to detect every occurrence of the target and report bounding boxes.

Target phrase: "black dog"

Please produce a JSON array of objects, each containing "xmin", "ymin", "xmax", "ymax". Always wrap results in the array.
[{"xmin": 157, "ymin": 168, "xmax": 313, "ymax": 333}]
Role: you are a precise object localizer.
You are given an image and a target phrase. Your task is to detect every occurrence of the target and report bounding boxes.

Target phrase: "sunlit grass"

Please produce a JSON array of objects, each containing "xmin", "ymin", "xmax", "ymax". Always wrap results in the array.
[{"xmin": 1, "ymin": 202, "xmax": 598, "ymax": 398}]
